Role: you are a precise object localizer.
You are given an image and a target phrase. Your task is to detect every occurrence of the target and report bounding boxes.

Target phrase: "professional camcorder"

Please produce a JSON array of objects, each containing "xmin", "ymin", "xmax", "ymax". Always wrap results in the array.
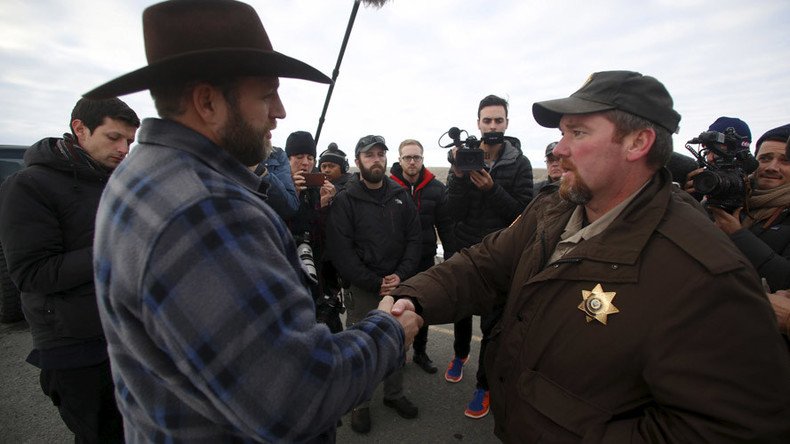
[
  {"xmin": 439, "ymin": 127, "xmax": 504, "ymax": 172},
  {"xmin": 685, "ymin": 127, "xmax": 758, "ymax": 212}
]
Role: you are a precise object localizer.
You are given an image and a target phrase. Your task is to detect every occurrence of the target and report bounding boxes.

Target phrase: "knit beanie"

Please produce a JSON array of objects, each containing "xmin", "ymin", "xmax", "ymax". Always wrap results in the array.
[
  {"xmin": 285, "ymin": 131, "xmax": 316, "ymax": 157},
  {"xmin": 319, "ymin": 143, "xmax": 346, "ymax": 165},
  {"xmin": 754, "ymin": 123, "xmax": 790, "ymax": 156},
  {"xmin": 318, "ymin": 143, "xmax": 348, "ymax": 171}
]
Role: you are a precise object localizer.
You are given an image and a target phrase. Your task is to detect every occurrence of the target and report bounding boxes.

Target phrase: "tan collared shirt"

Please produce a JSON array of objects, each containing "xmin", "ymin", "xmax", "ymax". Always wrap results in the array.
[{"xmin": 548, "ymin": 182, "xmax": 649, "ymax": 264}]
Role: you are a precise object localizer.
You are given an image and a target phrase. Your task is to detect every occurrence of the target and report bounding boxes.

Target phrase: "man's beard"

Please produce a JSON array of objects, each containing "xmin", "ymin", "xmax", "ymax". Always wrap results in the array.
[
  {"xmin": 558, "ymin": 160, "xmax": 592, "ymax": 205},
  {"xmin": 360, "ymin": 162, "xmax": 385, "ymax": 183},
  {"xmin": 218, "ymin": 104, "xmax": 272, "ymax": 167}
]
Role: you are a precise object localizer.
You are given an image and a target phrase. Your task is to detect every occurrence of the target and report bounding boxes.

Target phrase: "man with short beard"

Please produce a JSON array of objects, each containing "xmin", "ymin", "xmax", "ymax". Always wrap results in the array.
[
  {"xmin": 82, "ymin": 1, "xmax": 422, "ymax": 442},
  {"xmin": 392, "ymin": 71, "xmax": 790, "ymax": 441},
  {"xmin": 710, "ymin": 123, "xmax": 790, "ymax": 338},
  {"xmin": 326, "ymin": 135, "xmax": 422, "ymax": 434}
]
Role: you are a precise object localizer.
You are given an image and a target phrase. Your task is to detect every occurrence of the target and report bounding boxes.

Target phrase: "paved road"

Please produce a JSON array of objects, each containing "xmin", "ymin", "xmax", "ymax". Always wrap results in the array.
[{"xmin": 0, "ymin": 316, "xmax": 499, "ymax": 443}]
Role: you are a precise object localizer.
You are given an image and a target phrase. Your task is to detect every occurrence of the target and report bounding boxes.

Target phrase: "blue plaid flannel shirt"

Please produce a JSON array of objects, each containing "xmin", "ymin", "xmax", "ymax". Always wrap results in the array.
[{"xmin": 94, "ymin": 119, "xmax": 405, "ymax": 443}]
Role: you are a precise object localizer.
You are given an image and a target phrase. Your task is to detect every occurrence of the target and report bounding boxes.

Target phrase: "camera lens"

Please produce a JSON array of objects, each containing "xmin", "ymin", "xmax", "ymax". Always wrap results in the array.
[{"xmin": 693, "ymin": 171, "xmax": 720, "ymax": 195}]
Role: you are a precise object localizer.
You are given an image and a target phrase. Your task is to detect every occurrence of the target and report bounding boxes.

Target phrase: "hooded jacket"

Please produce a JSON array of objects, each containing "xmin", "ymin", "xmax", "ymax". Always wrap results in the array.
[
  {"xmin": 390, "ymin": 163, "xmax": 455, "ymax": 264},
  {"xmin": 394, "ymin": 169, "xmax": 790, "ymax": 442},
  {"xmin": 0, "ymin": 136, "xmax": 111, "ymax": 367},
  {"xmin": 446, "ymin": 139, "xmax": 533, "ymax": 250},
  {"xmin": 326, "ymin": 174, "xmax": 421, "ymax": 292}
]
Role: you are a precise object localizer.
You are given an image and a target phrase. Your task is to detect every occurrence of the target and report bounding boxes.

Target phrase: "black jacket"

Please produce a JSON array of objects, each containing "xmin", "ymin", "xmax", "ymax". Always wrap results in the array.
[
  {"xmin": 447, "ymin": 140, "xmax": 533, "ymax": 251},
  {"xmin": 731, "ymin": 207, "xmax": 790, "ymax": 291},
  {"xmin": 331, "ymin": 172, "xmax": 354, "ymax": 192},
  {"xmin": 326, "ymin": 175, "xmax": 421, "ymax": 292},
  {"xmin": 390, "ymin": 163, "xmax": 455, "ymax": 268},
  {"xmin": 0, "ymin": 136, "xmax": 110, "ymax": 367}
]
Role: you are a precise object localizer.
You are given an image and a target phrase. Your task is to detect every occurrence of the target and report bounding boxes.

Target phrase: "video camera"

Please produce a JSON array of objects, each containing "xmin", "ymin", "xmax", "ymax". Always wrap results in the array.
[
  {"xmin": 685, "ymin": 127, "xmax": 758, "ymax": 212},
  {"xmin": 439, "ymin": 127, "xmax": 504, "ymax": 172}
]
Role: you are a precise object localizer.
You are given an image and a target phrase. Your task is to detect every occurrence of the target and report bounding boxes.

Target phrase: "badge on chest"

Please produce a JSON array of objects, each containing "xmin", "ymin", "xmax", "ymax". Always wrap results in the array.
[{"xmin": 578, "ymin": 284, "xmax": 619, "ymax": 325}]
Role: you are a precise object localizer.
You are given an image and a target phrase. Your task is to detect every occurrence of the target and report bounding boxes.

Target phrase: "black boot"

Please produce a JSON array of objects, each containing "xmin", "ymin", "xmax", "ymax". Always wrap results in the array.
[
  {"xmin": 413, "ymin": 352, "xmax": 438, "ymax": 374},
  {"xmin": 350, "ymin": 407, "xmax": 371, "ymax": 433},
  {"xmin": 383, "ymin": 396, "xmax": 418, "ymax": 419}
]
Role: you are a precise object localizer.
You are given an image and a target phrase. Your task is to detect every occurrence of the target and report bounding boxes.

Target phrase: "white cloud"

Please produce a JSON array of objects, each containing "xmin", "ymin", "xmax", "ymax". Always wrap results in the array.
[{"xmin": 1, "ymin": 0, "xmax": 788, "ymax": 167}]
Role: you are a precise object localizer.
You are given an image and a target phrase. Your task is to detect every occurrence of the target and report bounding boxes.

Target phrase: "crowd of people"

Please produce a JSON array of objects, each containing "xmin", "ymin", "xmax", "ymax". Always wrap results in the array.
[{"xmin": 0, "ymin": 0, "xmax": 788, "ymax": 443}]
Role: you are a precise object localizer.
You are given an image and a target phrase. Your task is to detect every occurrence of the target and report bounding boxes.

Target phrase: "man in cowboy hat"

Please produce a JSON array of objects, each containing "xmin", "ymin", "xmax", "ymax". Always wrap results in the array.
[
  {"xmin": 85, "ymin": 1, "xmax": 421, "ymax": 442},
  {"xmin": 392, "ymin": 71, "xmax": 790, "ymax": 441}
]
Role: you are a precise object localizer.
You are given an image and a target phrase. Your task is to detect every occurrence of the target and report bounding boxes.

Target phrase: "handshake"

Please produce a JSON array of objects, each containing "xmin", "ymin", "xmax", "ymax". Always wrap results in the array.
[{"xmin": 377, "ymin": 296, "xmax": 423, "ymax": 349}]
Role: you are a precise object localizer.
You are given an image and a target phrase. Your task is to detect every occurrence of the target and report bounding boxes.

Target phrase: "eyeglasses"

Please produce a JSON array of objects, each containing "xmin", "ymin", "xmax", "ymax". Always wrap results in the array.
[{"xmin": 401, "ymin": 155, "xmax": 423, "ymax": 163}]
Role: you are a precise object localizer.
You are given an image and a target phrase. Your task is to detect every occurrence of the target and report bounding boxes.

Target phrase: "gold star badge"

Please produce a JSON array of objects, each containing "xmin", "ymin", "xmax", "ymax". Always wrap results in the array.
[{"xmin": 578, "ymin": 284, "xmax": 619, "ymax": 325}]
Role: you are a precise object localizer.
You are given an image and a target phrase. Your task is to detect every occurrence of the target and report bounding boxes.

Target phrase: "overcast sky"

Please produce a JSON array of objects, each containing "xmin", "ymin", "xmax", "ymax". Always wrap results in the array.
[{"xmin": 1, "ymin": 0, "xmax": 789, "ymax": 167}]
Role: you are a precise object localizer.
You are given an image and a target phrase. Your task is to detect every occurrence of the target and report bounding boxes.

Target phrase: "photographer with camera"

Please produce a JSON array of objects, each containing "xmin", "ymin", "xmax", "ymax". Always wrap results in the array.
[
  {"xmin": 443, "ymin": 94, "xmax": 533, "ymax": 419},
  {"xmin": 708, "ymin": 123, "xmax": 790, "ymax": 338},
  {"xmin": 683, "ymin": 116, "xmax": 752, "ymax": 200},
  {"xmin": 284, "ymin": 131, "xmax": 344, "ymax": 333},
  {"xmin": 325, "ymin": 135, "xmax": 422, "ymax": 433}
]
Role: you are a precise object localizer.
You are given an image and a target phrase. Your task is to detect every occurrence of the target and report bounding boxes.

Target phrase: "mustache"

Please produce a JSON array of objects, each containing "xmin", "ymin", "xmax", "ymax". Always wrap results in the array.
[{"xmin": 559, "ymin": 158, "xmax": 575, "ymax": 172}]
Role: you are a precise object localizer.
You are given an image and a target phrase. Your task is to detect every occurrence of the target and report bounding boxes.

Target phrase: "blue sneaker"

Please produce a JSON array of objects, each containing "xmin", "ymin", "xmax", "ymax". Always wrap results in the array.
[
  {"xmin": 444, "ymin": 356, "xmax": 468, "ymax": 383},
  {"xmin": 464, "ymin": 388, "xmax": 490, "ymax": 419}
]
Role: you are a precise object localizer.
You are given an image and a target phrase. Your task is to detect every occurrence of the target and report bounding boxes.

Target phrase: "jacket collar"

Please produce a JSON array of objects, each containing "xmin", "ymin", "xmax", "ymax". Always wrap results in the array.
[
  {"xmin": 346, "ymin": 174, "xmax": 402, "ymax": 203},
  {"xmin": 137, "ymin": 118, "xmax": 263, "ymax": 196},
  {"xmin": 389, "ymin": 163, "xmax": 435, "ymax": 191},
  {"xmin": 533, "ymin": 169, "xmax": 671, "ymax": 284}
]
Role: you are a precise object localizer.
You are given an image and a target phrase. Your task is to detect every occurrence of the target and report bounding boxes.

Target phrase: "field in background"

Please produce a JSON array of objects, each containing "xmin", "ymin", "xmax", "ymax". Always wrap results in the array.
[{"xmin": 351, "ymin": 166, "xmax": 548, "ymax": 183}]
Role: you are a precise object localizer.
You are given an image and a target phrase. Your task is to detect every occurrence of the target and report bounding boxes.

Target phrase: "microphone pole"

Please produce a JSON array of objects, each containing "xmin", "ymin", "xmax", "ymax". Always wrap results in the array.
[{"xmin": 315, "ymin": 0, "xmax": 389, "ymax": 147}]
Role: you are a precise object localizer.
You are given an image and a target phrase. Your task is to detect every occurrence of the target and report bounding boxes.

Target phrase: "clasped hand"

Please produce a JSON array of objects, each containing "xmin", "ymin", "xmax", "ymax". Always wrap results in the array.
[{"xmin": 377, "ymin": 296, "xmax": 422, "ymax": 349}]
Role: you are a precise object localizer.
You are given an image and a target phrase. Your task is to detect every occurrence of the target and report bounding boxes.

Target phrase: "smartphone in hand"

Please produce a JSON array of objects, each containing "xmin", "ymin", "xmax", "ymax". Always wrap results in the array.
[{"xmin": 303, "ymin": 172, "xmax": 327, "ymax": 187}]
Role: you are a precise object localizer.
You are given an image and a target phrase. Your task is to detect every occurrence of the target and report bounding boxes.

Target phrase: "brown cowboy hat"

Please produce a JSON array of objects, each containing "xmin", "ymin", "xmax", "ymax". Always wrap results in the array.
[{"xmin": 84, "ymin": 0, "xmax": 330, "ymax": 99}]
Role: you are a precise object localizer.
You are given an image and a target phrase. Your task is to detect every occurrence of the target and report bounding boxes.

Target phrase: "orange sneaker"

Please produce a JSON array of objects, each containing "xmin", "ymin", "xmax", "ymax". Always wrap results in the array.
[
  {"xmin": 444, "ymin": 356, "xmax": 468, "ymax": 383},
  {"xmin": 464, "ymin": 388, "xmax": 490, "ymax": 419}
]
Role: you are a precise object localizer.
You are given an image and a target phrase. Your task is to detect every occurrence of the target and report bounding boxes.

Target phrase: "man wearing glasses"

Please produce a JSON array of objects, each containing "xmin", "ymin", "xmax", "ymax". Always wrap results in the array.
[
  {"xmin": 390, "ymin": 139, "xmax": 456, "ymax": 374},
  {"xmin": 326, "ymin": 135, "xmax": 422, "ymax": 433}
]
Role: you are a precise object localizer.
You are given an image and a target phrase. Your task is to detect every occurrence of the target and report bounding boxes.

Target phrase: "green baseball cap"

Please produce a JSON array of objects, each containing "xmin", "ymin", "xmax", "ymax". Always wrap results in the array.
[{"xmin": 532, "ymin": 70, "xmax": 681, "ymax": 133}]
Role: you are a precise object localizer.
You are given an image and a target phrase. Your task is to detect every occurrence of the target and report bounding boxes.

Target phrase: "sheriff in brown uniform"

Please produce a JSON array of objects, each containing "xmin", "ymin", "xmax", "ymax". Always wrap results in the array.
[{"xmin": 392, "ymin": 71, "xmax": 790, "ymax": 443}]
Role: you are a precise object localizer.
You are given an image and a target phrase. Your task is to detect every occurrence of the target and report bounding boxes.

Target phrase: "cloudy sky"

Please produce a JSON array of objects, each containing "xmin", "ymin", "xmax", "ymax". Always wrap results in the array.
[{"xmin": 1, "ymin": 0, "xmax": 789, "ymax": 167}]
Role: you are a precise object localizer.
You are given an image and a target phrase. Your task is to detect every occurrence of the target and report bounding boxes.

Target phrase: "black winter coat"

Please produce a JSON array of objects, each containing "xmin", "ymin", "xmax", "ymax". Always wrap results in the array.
[
  {"xmin": 331, "ymin": 172, "xmax": 354, "ymax": 192},
  {"xmin": 0, "ymin": 137, "xmax": 110, "ymax": 364},
  {"xmin": 731, "ymin": 208, "xmax": 790, "ymax": 291},
  {"xmin": 325, "ymin": 175, "xmax": 421, "ymax": 292},
  {"xmin": 447, "ymin": 140, "xmax": 533, "ymax": 251},
  {"xmin": 390, "ymin": 163, "xmax": 455, "ymax": 268}
]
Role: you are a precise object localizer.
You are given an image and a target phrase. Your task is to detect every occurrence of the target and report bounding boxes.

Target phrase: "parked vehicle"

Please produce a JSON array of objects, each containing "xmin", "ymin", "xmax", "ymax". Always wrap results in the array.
[{"xmin": 0, "ymin": 145, "xmax": 28, "ymax": 323}]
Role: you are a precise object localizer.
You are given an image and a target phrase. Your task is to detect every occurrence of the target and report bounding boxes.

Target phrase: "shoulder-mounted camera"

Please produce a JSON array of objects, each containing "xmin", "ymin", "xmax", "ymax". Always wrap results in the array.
[{"xmin": 685, "ymin": 127, "xmax": 758, "ymax": 212}]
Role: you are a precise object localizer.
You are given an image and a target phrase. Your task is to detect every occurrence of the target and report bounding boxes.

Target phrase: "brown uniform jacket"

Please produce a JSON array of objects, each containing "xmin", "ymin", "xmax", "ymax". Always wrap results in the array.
[{"xmin": 393, "ymin": 169, "xmax": 790, "ymax": 443}]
